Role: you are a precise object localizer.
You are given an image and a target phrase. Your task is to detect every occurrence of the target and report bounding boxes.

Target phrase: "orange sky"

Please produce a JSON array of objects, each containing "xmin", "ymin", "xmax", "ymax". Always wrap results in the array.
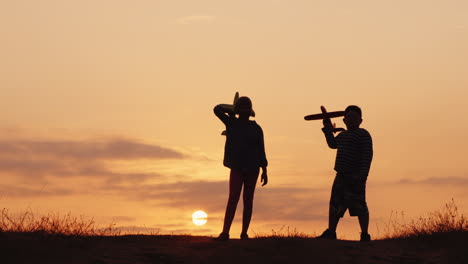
[{"xmin": 1, "ymin": 0, "xmax": 467, "ymax": 240}]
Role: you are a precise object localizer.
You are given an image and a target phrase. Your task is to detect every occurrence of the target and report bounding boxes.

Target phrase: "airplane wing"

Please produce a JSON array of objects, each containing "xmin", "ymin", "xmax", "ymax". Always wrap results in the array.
[
  {"xmin": 218, "ymin": 104, "xmax": 235, "ymax": 110},
  {"xmin": 218, "ymin": 91, "xmax": 240, "ymax": 111}
]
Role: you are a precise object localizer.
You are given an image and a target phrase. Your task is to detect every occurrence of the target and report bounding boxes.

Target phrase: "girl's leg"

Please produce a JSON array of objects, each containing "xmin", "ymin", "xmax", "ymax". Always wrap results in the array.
[
  {"xmin": 221, "ymin": 170, "xmax": 243, "ymax": 234},
  {"xmin": 241, "ymin": 169, "xmax": 260, "ymax": 235}
]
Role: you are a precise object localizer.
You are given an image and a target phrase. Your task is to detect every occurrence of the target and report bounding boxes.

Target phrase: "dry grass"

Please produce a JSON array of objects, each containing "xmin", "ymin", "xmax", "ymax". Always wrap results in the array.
[
  {"xmin": 253, "ymin": 225, "xmax": 311, "ymax": 239},
  {"xmin": 0, "ymin": 208, "xmax": 120, "ymax": 236},
  {"xmin": 2, "ymin": 199, "xmax": 466, "ymax": 240},
  {"xmin": 381, "ymin": 199, "xmax": 467, "ymax": 239}
]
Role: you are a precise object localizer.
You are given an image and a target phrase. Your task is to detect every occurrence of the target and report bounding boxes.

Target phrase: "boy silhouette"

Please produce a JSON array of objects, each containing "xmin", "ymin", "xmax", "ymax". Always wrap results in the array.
[
  {"xmin": 318, "ymin": 105, "xmax": 373, "ymax": 241},
  {"xmin": 213, "ymin": 96, "xmax": 268, "ymax": 241}
]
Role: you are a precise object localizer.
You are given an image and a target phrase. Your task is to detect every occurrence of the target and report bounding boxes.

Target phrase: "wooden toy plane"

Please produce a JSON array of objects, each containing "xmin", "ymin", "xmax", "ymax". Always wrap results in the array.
[
  {"xmin": 304, "ymin": 106, "xmax": 345, "ymax": 120},
  {"xmin": 218, "ymin": 92, "xmax": 239, "ymax": 114},
  {"xmin": 304, "ymin": 106, "xmax": 346, "ymax": 133}
]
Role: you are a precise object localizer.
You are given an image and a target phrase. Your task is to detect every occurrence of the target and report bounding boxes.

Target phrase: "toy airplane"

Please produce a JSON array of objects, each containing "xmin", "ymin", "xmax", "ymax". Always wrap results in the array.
[
  {"xmin": 219, "ymin": 92, "xmax": 255, "ymax": 135},
  {"xmin": 304, "ymin": 106, "xmax": 345, "ymax": 133},
  {"xmin": 218, "ymin": 92, "xmax": 240, "ymax": 114}
]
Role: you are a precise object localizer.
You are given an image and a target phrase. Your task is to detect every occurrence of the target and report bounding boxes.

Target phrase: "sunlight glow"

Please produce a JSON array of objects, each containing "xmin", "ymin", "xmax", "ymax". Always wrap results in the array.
[{"xmin": 192, "ymin": 210, "xmax": 208, "ymax": 226}]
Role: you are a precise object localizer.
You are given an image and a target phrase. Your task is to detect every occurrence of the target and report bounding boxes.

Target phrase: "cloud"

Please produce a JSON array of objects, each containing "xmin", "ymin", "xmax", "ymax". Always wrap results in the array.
[
  {"xmin": 0, "ymin": 136, "xmax": 329, "ymax": 224},
  {"xmin": 0, "ymin": 158, "xmax": 162, "ymax": 184},
  {"xmin": 254, "ymin": 187, "xmax": 329, "ymax": 221},
  {"xmin": 0, "ymin": 138, "xmax": 184, "ymax": 182},
  {"xmin": 107, "ymin": 180, "xmax": 228, "ymax": 212},
  {"xmin": 110, "ymin": 216, "xmax": 137, "ymax": 223},
  {"xmin": 0, "ymin": 184, "xmax": 77, "ymax": 197},
  {"xmin": 0, "ymin": 139, "xmax": 184, "ymax": 160},
  {"xmin": 177, "ymin": 15, "xmax": 215, "ymax": 25},
  {"xmin": 398, "ymin": 177, "xmax": 468, "ymax": 186},
  {"xmin": 0, "ymin": 126, "xmax": 23, "ymax": 137},
  {"xmin": 106, "ymin": 180, "xmax": 330, "ymax": 222}
]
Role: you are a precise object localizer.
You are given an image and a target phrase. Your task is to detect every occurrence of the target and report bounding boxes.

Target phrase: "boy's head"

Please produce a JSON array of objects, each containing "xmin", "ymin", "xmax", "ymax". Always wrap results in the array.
[
  {"xmin": 234, "ymin": 96, "xmax": 254, "ymax": 116},
  {"xmin": 343, "ymin": 105, "xmax": 363, "ymax": 130}
]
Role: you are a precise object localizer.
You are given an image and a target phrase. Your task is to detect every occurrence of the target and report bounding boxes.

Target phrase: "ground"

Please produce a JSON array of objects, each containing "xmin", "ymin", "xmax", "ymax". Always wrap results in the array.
[{"xmin": 1, "ymin": 232, "xmax": 467, "ymax": 264}]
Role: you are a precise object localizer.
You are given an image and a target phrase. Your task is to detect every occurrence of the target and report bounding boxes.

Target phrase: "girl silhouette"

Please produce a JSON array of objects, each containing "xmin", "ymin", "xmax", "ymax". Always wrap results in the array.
[{"xmin": 213, "ymin": 96, "xmax": 268, "ymax": 240}]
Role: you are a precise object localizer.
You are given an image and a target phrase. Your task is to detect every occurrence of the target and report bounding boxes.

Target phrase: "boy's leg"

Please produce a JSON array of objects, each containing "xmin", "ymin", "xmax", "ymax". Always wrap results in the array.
[
  {"xmin": 349, "ymin": 178, "xmax": 370, "ymax": 239},
  {"xmin": 221, "ymin": 170, "xmax": 243, "ymax": 234},
  {"xmin": 356, "ymin": 179, "xmax": 369, "ymax": 234},
  {"xmin": 241, "ymin": 169, "xmax": 259, "ymax": 235},
  {"xmin": 358, "ymin": 211, "xmax": 371, "ymax": 242},
  {"xmin": 358, "ymin": 212, "xmax": 369, "ymax": 234},
  {"xmin": 328, "ymin": 174, "xmax": 346, "ymax": 233},
  {"xmin": 319, "ymin": 175, "xmax": 344, "ymax": 239}
]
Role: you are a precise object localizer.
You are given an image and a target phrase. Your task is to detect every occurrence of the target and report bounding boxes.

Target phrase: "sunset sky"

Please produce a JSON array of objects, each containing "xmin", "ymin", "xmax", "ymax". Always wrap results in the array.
[{"xmin": 1, "ymin": 0, "xmax": 467, "ymax": 240}]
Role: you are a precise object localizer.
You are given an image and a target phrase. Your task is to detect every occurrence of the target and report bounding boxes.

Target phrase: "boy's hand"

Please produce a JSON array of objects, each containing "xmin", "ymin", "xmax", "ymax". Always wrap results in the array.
[
  {"xmin": 261, "ymin": 171, "xmax": 268, "ymax": 186},
  {"xmin": 321, "ymin": 106, "xmax": 333, "ymax": 129},
  {"xmin": 322, "ymin": 117, "xmax": 333, "ymax": 129}
]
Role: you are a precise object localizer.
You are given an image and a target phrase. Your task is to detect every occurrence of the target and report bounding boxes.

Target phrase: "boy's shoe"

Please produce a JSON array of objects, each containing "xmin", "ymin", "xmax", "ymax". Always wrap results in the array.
[
  {"xmin": 213, "ymin": 232, "xmax": 229, "ymax": 241},
  {"xmin": 360, "ymin": 233, "xmax": 371, "ymax": 242},
  {"xmin": 317, "ymin": 229, "xmax": 337, "ymax": 240},
  {"xmin": 240, "ymin": 233, "xmax": 250, "ymax": 240}
]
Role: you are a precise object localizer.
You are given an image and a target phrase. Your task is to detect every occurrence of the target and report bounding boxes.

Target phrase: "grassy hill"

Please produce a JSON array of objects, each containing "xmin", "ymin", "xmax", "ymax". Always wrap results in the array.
[
  {"xmin": 1, "ymin": 231, "xmax": 467, "ymax": 264},
  {"xmin": 1, "ymin": 200, "xmax": 466, "ymax": 263}
]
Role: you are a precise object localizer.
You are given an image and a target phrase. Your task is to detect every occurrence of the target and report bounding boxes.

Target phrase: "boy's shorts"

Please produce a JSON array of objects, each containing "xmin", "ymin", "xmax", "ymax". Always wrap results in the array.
[{"xmin": 329, "ymin": 173, "xmax": 368, "ymax": 218}]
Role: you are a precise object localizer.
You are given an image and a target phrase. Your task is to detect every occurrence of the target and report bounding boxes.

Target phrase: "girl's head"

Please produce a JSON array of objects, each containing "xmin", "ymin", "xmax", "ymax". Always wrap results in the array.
[{"xmin": 234, "ymin": 96, "xmax": 254, "ymax": 117}]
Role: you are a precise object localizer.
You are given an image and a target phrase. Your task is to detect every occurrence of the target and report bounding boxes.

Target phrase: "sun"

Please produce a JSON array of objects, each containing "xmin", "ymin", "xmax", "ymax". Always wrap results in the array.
[{"xmin": 192, "ymin": 210, "xmax": 208, "ymax": 226}]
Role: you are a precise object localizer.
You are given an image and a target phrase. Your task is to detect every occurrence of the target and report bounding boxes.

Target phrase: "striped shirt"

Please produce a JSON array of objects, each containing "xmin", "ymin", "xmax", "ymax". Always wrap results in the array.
[
  {"xmin": 322, "ymin": 127, "xmax": 373, "ymax": 176},
  {"xmin": 214, "ymin": 105, "xmax": 268, "ymax": 171}
]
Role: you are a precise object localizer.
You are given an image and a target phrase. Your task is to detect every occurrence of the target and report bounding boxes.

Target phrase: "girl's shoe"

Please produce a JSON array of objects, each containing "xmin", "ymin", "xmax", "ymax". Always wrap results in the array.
[
  {"xmin": 360, "ymin": 233, "xmax": 371, "ymax": 242},
  {"xmin": 213, "ymin": 232, "xmax": 229, "ymax": 241}
]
